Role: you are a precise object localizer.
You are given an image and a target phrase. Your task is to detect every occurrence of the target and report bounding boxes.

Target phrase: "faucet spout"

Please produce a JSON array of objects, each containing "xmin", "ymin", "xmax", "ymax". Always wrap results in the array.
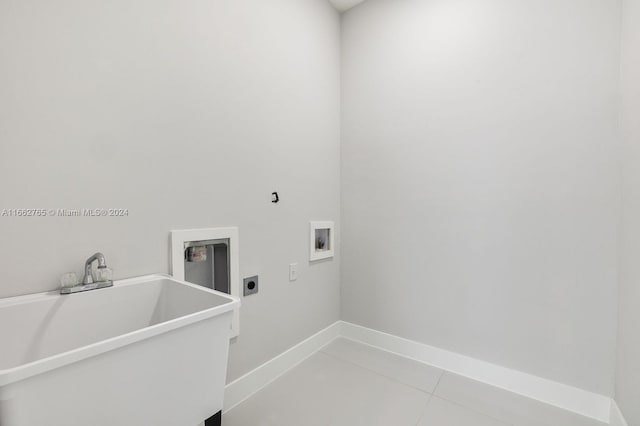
[{"xmin": 83, "ymin": 252, "xmax": 107, "ymax": 284}]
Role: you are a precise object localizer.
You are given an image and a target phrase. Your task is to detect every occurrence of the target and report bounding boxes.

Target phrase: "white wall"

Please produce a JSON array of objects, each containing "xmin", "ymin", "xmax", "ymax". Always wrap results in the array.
[
  {"xmin": 0, "ymin": 0, "xmax": 342, "ymax": 383},
  {"xmin": 341, "ymin": 0, "xmax": 621, "ymax": 395},
  {"xmin": 617, "ymin": 0, "xmax": 640, "ymax": 422}
]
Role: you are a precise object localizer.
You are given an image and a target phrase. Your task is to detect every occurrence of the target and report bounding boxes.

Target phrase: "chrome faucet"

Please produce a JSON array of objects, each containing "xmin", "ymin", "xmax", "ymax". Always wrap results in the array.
[
  {"xmin": 82, "ymin": 252, "xmax": 108, "ymax": 284},
  {"xmin": 60, "ymin": 252, "xmax": 114, "ymax": 294}
]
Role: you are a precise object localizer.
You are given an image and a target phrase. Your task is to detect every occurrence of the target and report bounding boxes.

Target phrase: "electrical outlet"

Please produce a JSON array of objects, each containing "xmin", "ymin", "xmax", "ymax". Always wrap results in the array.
[
  {"xmin": 289, "ymin": 263, "xmax": 298, "ymax": 281},
  {"xmin": 243, "ymin": 275, "xmax": 259, "ymax": 296}
]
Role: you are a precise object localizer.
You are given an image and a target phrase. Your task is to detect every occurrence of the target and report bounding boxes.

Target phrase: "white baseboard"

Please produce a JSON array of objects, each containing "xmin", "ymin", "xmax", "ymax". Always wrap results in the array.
[
  {"xmin": 224, "ymin": 320, "xmax": 614, "ymax": 424},
  {"xmin": 340, "ymin": 321, "xmax": 611, "ymax": 423},
  {"xmin": 223, "ymin": 322, "xmax": 341, "ymax": 412},
  {"xmin": 610, "ymin": 401, "xmax": 629, "ymax": 426}
]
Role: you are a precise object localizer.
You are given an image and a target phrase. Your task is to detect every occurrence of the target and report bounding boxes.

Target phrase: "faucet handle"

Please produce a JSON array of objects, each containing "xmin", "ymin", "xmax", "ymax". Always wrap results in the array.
[
  {"xmin": 94, "ymin": 267, "xmax": 113, "ymax": 283},
  {"xmin": 60, "ymin": 272, "xmax": 79, "ymax": 289}
]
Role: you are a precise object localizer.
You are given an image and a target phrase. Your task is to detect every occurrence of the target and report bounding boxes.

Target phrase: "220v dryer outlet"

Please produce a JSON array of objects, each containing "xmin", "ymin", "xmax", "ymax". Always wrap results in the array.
[{"xmin": 243, "ymin": 276, "xmax": 259, "ymax": 296}]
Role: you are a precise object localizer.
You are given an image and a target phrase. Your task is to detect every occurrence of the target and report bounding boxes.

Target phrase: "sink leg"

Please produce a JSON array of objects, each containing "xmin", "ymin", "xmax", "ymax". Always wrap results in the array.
[{"xmin": 205, "ymin": 411, "xmax": 221, "ymax": 426}]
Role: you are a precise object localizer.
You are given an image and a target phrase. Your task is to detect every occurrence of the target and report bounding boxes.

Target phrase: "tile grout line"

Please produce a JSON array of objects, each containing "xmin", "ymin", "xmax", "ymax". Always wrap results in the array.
[
  {"xmin": 413, "ymin": 392, "xmax": 435, "ymax": 426},
  {"xmin": 403, "ymin": 358, "xmax": 514, "ymax": 425},
  {"xmin": 427, "ymin": 394, "xmax": 515, "ymax": 425},
  {"xmin": 412, "ymin": 369, "xmax": 445, "ymax": 426},
  {"xmin": 433, "ymin": 369, "xmax": 445, "ymax": 394},
  {"xmin": 323, "ymin": 344, "xmax": 515, "ymax": 426},
  {"xmin": 318, "ymin": 347, "xmax": 440, "ymax": 396}
]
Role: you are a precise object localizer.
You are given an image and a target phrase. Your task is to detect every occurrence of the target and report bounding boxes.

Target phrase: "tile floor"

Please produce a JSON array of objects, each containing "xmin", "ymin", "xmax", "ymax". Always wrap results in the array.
[{"xmin": 223, "ymin": 338, "xmax": 608, "ymax": 426}]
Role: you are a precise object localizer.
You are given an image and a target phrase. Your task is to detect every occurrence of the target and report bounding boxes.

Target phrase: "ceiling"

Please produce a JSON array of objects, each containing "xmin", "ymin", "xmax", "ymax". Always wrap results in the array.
[{"xmin": 329, "ymin": 0, "xmax": 367, "ymax": 12}]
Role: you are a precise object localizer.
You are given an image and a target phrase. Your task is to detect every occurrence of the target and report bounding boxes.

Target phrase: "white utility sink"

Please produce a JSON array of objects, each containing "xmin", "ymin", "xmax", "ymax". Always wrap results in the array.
[{"xmin": 0, "ymin": 274, "xmax": 240, "ymax": 426}]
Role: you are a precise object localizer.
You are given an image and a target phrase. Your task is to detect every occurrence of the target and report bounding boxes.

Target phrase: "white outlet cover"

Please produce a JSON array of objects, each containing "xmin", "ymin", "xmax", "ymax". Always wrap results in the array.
[{"xmin": 289, "ymin": 263, "xmax": 298, "ymax": 281}]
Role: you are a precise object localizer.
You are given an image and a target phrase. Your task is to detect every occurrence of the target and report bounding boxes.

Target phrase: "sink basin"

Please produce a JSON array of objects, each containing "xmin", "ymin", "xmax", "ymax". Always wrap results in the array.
[{"xmin": 0, "ymin": 274, "xmax": 240, "ymax": 426}]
